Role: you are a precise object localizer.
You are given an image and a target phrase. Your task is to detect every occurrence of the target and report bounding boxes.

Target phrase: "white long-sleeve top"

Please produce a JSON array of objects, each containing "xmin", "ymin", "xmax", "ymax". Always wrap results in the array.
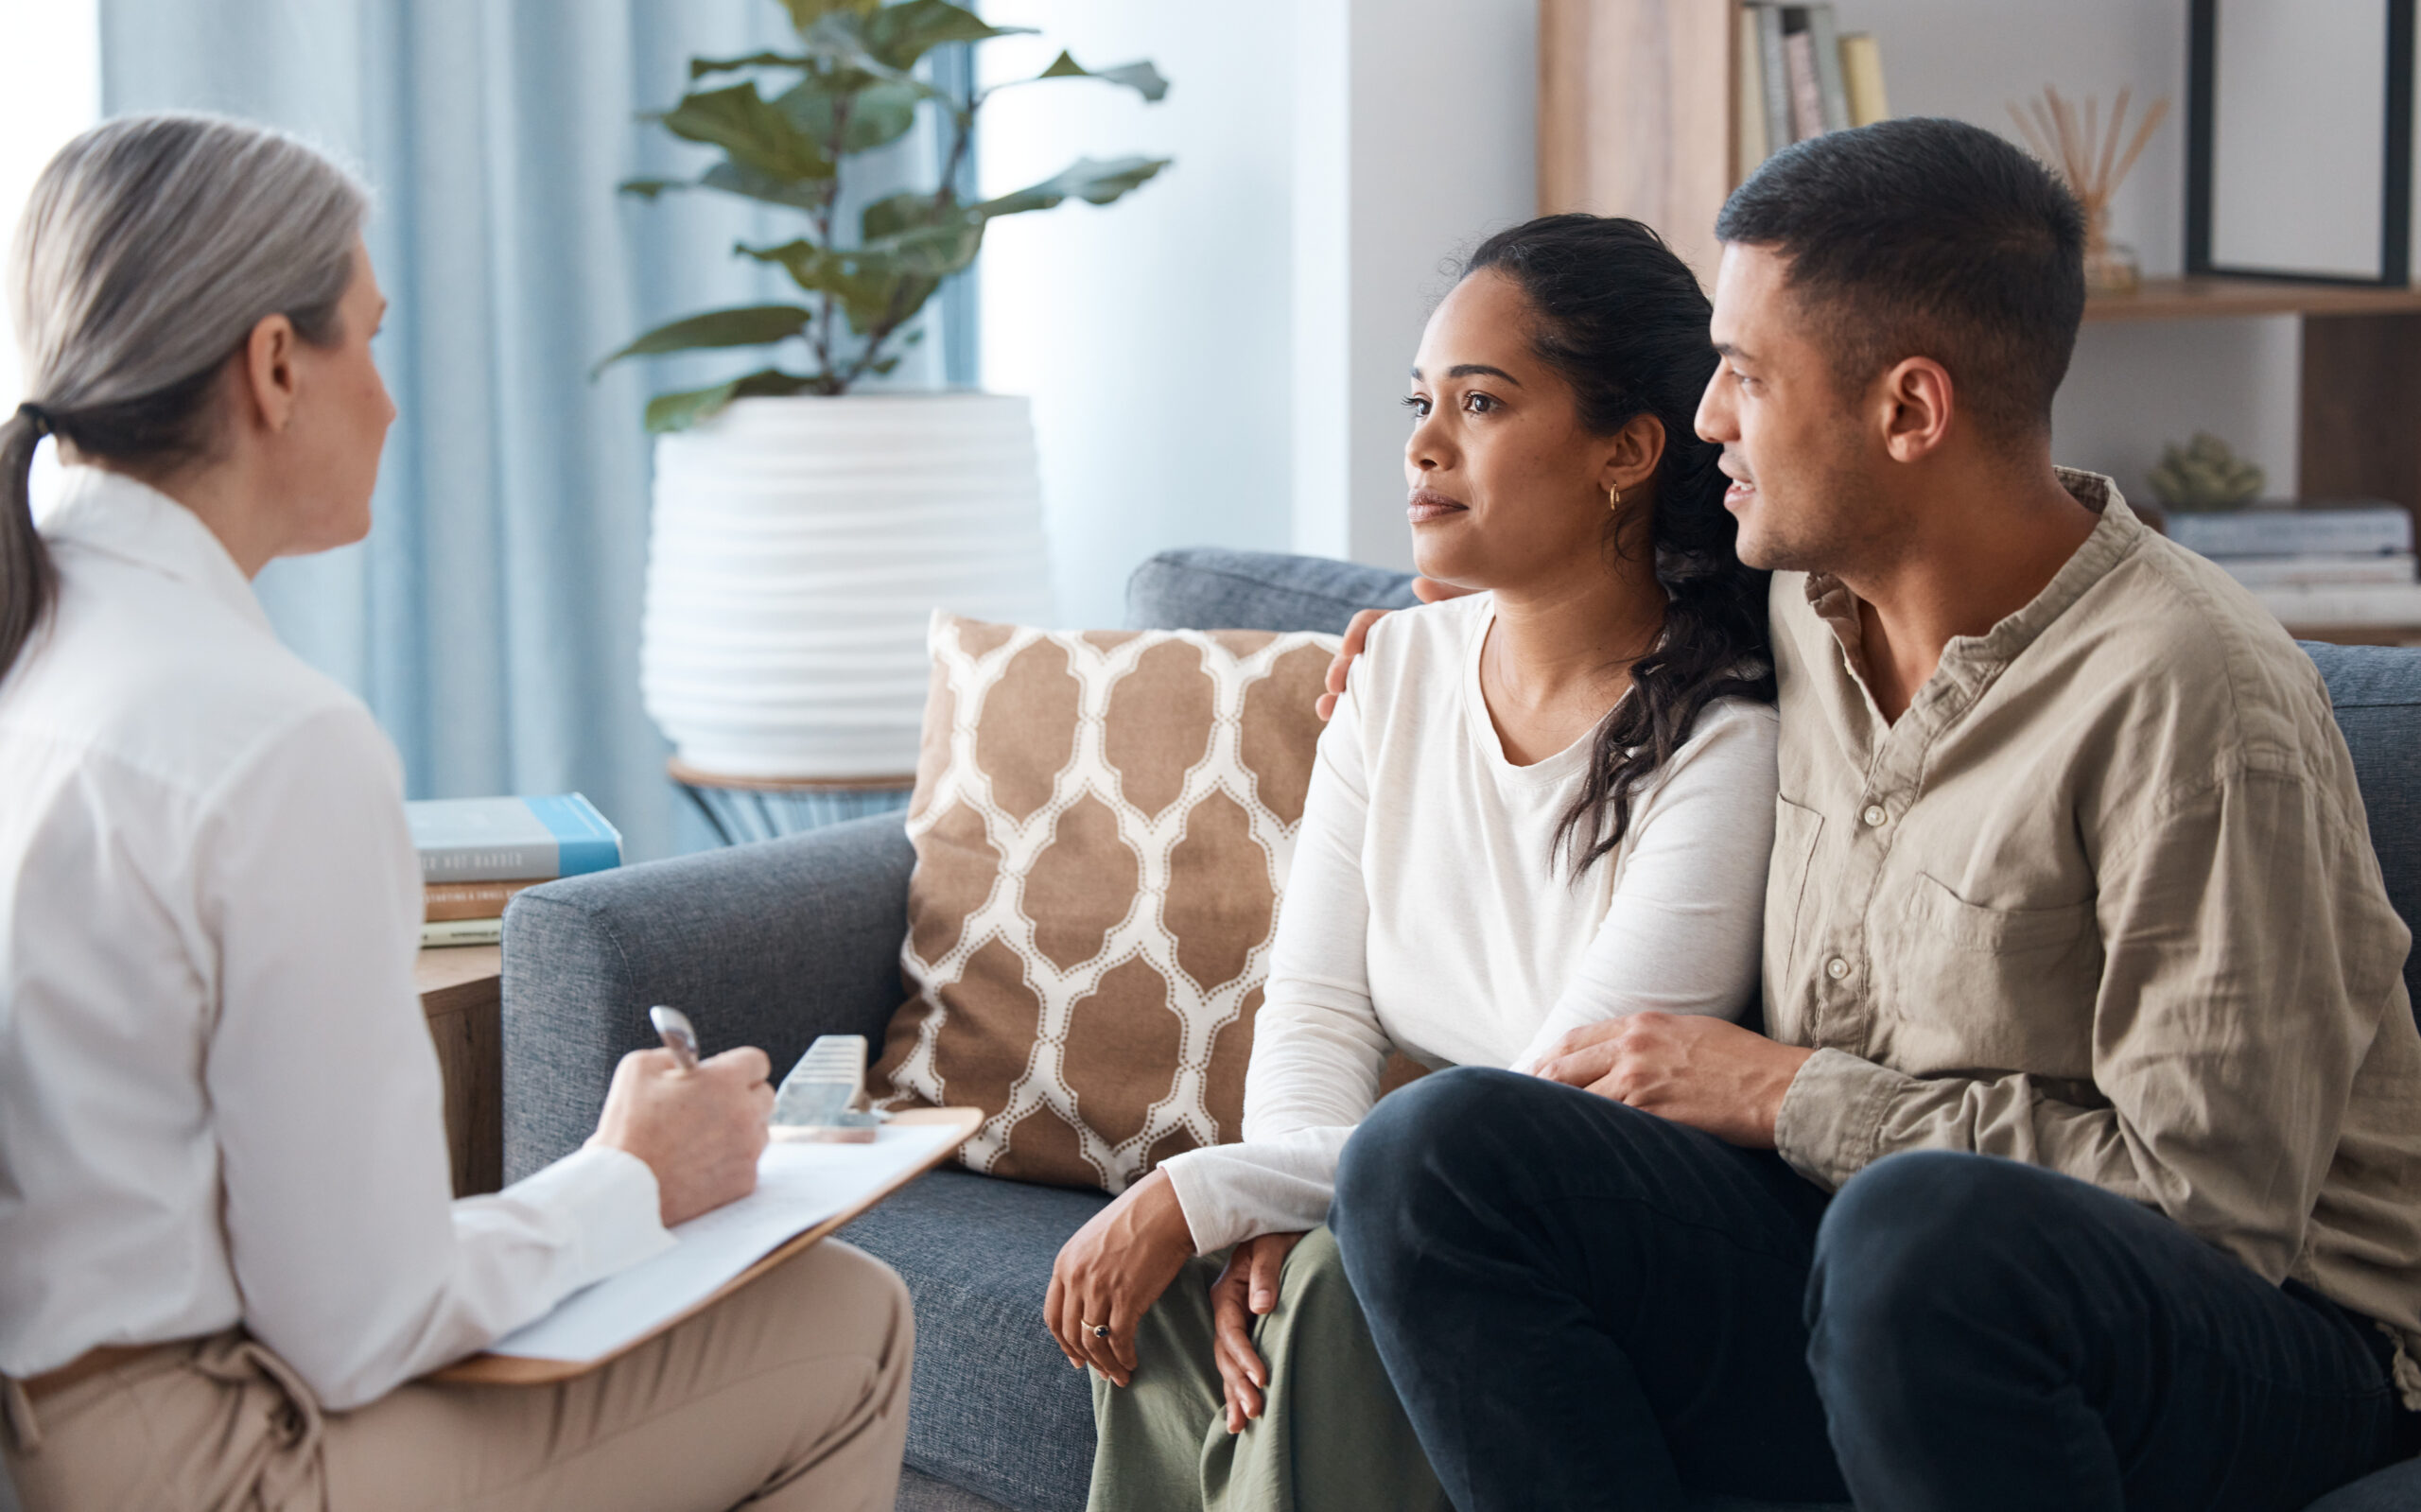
[
  {"xmin": 0, "ymin": 469, "xmax": 672, "ymax": 1409},
  {"xmin": 1160, "ymin": 592, "xmax": 1779, "ymax": 1253}
]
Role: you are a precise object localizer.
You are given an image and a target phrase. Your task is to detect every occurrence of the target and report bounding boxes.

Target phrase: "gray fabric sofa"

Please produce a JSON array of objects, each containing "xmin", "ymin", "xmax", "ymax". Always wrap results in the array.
[{"xmin": 500, "ymin": 547, "xmax": 2421, "ymax": 1512}]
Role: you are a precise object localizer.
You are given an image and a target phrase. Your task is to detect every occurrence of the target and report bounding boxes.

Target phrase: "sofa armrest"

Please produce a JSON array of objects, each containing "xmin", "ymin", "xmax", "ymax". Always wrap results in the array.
[{"xmin": 499, "ymin": 813, "xmax": 917, "ymax": 1181}]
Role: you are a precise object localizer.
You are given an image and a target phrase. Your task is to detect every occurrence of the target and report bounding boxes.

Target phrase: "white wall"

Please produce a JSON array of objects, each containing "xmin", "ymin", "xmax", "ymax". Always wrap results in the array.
[
  {"xmin": 1299, "ymin": 0, "xmax": 1538, "ymax": 571},
  {"xmin": 976, "ymin": 4, "xmax": 1302, "ymax": 628}
]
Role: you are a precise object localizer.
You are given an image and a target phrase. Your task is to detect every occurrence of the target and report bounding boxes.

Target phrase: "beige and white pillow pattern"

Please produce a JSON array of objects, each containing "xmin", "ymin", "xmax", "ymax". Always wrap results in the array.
[{"xmin": 872, "ymin": 612, "xmax": 1338, "ymax": 1193}]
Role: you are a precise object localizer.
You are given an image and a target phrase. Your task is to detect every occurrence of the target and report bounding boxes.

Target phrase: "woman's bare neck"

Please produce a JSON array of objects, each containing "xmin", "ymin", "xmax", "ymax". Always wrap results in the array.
[{"xmin": 1478, "ymin": 554, "xmax": 1666, "ymax": 765}]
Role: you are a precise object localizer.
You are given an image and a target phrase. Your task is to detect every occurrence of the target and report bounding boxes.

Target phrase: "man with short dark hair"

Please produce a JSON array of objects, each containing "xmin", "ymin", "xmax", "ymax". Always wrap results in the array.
[{"xmin": 1331, "ymin": 117, "xmax": 2421, "ymax": 1509}]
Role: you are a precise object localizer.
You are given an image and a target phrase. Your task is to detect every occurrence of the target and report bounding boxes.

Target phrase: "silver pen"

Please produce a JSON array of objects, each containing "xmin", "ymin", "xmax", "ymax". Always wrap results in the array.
[{"xmin": 649, "ymin": 1005, "xmax": 701, "ymax": 1072}]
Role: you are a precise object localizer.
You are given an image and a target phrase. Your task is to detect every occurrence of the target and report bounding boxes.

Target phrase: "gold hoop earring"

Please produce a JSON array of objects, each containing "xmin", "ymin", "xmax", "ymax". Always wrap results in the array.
[{"xmin": 1607, "ymin": 482, "xmax": 1623, "ymax": 513}]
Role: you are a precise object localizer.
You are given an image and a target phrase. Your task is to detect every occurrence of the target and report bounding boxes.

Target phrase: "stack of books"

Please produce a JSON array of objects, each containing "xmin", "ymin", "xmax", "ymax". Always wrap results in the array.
[
  {"xmin": 1735, "ymin": 4, "xmax": 1889, "ymax": 182},
  {"xmin": 407, "ymin": 794, "xmax": 623, "ymax": 948},
  {"xmin": 2166, "ymin": 504, "xmax": 2421, "ymax": 631}
]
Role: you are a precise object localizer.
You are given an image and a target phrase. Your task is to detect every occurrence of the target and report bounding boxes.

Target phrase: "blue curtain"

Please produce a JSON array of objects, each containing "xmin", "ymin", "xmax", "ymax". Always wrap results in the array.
[{"xmin": 99, "ymin": 0, "xmax": 974, "ymax": 860}]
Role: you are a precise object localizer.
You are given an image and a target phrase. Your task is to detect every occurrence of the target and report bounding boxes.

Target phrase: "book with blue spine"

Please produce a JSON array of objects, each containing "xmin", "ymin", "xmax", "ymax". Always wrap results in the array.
[{"xmin": 406, "ymin": 794, "xmax": 622, "ymax": 883}]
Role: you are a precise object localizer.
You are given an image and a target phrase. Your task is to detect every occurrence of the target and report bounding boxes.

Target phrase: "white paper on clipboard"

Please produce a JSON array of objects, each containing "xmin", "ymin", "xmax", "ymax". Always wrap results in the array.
[{"xmin": 486, "ymin": 1119, "xmax": 964, "ymax": 1364}]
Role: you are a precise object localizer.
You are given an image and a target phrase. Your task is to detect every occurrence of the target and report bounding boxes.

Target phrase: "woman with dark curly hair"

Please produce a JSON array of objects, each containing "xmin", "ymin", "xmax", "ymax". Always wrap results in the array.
[{"xmin": 1046, "ymin": 214, "xmax": 1779, "ymax": 1512}]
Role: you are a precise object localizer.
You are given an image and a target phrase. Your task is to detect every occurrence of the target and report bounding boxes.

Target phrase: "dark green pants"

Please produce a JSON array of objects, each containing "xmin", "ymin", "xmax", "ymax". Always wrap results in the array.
[{"xmin": 1087, "ymin": 1226, "xmax": 1448, "ymax": 1512}]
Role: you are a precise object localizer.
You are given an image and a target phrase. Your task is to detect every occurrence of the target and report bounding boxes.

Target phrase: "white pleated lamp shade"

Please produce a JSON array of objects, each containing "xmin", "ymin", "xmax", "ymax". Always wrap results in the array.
[{"xmin": 641, "ymin": 392, "xmax": 1054, "ymax": 778}]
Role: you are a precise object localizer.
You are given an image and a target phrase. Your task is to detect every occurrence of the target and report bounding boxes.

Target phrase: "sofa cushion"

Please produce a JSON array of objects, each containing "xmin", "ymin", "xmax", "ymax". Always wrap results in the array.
[
  {"xmin": 2304, "ymin": 642, "xmax": 2421, "ymax": 1011},
  {"xmin": 1126, "ymin": 546, "xmax": 1420, "ymax": 634},
  {"xmin": 874, "ymin": 613, "xmax": 1337, "ymax": 1192},
  {"xmin": 841, "ymin": 1169, "xmax": 1109, "ymax": 1511}
]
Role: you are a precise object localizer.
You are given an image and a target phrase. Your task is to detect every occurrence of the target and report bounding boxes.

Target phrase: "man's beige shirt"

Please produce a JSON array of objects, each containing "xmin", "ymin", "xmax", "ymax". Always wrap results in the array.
[{"xmin": 1767, "ymin": 470, "xmax": 2421, "ymax": 1406}]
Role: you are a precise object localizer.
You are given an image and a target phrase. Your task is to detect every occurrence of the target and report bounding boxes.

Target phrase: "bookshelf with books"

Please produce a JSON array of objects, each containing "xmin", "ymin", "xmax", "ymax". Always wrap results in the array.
[{"xmin": 1537, "ymin": 0, "xmax": 2421, "ymax": 643}]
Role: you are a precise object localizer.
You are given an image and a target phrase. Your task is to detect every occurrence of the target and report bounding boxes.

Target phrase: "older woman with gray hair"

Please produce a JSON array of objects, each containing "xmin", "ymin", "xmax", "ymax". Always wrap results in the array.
[{"xmin": 0, "ymin": 113, "xmax": 912, "ymax": 1511}]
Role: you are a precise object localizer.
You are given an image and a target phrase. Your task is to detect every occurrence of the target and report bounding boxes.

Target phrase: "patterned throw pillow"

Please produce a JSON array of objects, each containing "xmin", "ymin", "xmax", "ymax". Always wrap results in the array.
[{"xmin": 873, "ymin": 612, "xmax": 1339, "ymax": 1192}]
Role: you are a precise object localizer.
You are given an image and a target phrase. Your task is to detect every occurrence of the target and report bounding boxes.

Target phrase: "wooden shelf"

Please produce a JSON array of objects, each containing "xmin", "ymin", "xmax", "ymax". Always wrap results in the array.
[{"xmin": 2084, "ymin": 276, "xmax": 2421, "ymax": 323}]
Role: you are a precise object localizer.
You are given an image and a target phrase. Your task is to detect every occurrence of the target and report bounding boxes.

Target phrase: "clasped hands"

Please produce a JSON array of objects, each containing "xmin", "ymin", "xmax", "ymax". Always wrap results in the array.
[
  {"xmin": 1046, "ymin": 1169, "xmax": 1301, "ymax": 1433},
  {"xmin": 1528, "ymin": 1012, "xmax": 1813, "ymax": 1148}
]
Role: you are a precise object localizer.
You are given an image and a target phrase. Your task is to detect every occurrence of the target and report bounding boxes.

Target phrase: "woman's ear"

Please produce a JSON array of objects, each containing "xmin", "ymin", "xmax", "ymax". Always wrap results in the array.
[
  {"xmin": 1597, "ymin": 412, "xmax": 1667, "ymax": 495},
  {"xmin": 239, "ymin": 312, "xmax": 302, "ymax": 437}
]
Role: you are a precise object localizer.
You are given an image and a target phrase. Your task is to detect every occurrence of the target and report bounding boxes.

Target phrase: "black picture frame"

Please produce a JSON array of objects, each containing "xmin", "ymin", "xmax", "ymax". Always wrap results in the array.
[{"xmin": 2186, "ymin": 0, "xmax": 2415, "ymax": 287}]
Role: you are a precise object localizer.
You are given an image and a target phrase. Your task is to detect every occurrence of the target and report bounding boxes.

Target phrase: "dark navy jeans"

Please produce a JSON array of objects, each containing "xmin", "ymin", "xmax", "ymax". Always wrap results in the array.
[{"xmin": 1331, "ymin": 1068, "xmax": 2412, "ymax": 1512}]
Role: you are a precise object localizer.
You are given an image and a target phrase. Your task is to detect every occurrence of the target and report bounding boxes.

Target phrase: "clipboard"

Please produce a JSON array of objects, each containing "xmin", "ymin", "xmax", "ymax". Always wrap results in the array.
[{"xmin": 436, "ymin": 1106, "xmax": 978, "ymax": 1386}]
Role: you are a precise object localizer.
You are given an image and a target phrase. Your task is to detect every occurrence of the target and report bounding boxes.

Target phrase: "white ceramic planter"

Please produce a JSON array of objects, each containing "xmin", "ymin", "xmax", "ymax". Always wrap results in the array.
[{"xmin": 641, "ymin": 392, "xmax": 1054, "ymax": 778}]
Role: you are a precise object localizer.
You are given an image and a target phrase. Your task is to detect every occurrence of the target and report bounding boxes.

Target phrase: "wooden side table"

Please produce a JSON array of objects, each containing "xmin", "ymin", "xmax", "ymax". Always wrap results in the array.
[
  {"xmin": 416, "ymin": 945, "xmax": 503, "ymax": 1197},
  {"xmin": 668, "ymin": 758, "xmax": 912, "ymax": 845}
]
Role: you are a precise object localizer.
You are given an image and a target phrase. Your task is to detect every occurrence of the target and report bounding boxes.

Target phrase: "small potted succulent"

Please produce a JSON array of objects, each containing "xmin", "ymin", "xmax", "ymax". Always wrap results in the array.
[{"xmin": 607, "ymin": 0, "xmax": 1168, "ymax": 783}]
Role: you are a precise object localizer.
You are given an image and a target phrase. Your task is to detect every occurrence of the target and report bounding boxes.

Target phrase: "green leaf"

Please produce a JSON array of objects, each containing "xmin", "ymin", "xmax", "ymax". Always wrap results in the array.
[
  {"xmin": 857, "ymin": 195, "xmax": 985, "ymax": 281},
  {"xmin": 860, "ymin": 0, "xmax": 1034, "ymax": 72},
  {"xmin": 688, "ymin": 51, "xmax": 810, "ymax": 79},
  {"xmin": 879, "ymin": 220, "xmax": 984, "ymax": 277},
  {"xmin": 792, "ymin": 11, "xmax": 923, "ymax": 87},
  {"xmin": 699, "ymin": 161, "xmax": 827, "ymax": 211},
  {"xmin": 645, "ymin": 367, "xmax": 826, "ymax": 433},
  {"xmin": 860, "ymin": 190, "xmax": 933, "ymax": 243},
  {"xmin": 619, "ymin": 165, "xmax": 825, "ymax": 211},
  {"xmin": 776, "ymin": 76, "xmax": 923, "ymax": 155},
  {"xmin": 1030, "ymin": 50, "xmax": 1170, "ymax": 102},
  {"xmin": 594, "ymin": 304, "xmax": 817, "ymax": 375},
  {"xmin": 774, "ymin": 0, "xmax": 880, "ymax": 32},
  {"xmin": 976, "ymin": 155, "xmax": 1172, "ymax": 218},
  {"xmin": 737, "ymin": 239, "xmax": 884, "ymax": 332},
  {"xmin": 739, "ymin": 236, "xmax": 952, "ymax": 336},
  {"xmin": 654, "ymin": 82, "xmax": 832, "ymax": 184},
  {"xmin": 1090, "ymin": 61, "xmax": 1171, "ymax": 102}
]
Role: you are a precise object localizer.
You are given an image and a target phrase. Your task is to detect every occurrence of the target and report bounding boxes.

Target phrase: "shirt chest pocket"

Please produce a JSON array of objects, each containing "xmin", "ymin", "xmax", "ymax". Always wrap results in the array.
[
  {"xmin": 1904, "ymin": 873, "xmax": 2094, "ymax": 951},
  {"xmin": 1879, "ymin": 873, "xmax": 2104, "ymax": 1068}
]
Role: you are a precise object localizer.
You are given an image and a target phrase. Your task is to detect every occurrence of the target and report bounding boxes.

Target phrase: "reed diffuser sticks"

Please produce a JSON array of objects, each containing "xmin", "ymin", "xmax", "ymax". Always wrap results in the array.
[{"xmin": 2007, "ymin": 85, "xmax": 2170, "ymax": 293}]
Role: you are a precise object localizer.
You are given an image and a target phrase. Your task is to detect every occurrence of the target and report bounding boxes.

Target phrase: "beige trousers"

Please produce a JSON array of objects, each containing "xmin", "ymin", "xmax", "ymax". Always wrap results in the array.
[{"xmin": 1, "ymin": 1240, "xmax": 913, "ymax": 1512}]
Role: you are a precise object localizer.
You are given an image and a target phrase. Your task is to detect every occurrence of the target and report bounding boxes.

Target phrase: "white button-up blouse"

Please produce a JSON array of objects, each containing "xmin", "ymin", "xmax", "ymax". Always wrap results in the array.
[{"xmin": 0, "ymin": 468, "xmax": 671, "ymax": 1409}]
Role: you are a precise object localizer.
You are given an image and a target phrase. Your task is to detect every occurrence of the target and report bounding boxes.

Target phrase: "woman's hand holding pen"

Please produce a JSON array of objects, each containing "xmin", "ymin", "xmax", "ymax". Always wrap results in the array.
[{"xmin": 588, "ymin": 1045, "xmax": 775, "ymax": 1226}]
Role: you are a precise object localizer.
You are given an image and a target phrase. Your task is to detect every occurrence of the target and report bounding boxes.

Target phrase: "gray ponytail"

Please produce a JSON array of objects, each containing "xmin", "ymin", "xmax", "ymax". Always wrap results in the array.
[{"xmin": 1, "ymin": 113, "xmax": 369, "ymax": 680}]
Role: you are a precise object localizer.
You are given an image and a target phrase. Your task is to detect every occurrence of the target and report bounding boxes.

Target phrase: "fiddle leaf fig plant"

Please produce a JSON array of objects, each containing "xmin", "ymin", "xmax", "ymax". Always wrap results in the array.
[{"xmin": 600, "ymin": 0, "xmax": 1172, "ymax": 431}]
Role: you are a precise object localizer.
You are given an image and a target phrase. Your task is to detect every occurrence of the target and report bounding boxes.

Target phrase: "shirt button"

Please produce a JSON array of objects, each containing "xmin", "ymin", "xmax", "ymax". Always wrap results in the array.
[
  {"xmin": 1826, "ymin": 957, "xmax": 1851, "ymax": 981},
  {"xmin": 1862, "ymin": 803, "xmax": 1887, "ymax": 827}
]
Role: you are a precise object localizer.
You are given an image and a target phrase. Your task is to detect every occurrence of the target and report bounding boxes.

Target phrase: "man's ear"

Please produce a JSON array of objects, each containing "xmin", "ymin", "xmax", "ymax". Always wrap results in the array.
[
  {"xmin": 1878, "ymin": 357, "xmax": 1954, "ymax": 464},
  {"xmin": 240, "ymin": 312, "xmax": 301, "ymax": 436}
]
